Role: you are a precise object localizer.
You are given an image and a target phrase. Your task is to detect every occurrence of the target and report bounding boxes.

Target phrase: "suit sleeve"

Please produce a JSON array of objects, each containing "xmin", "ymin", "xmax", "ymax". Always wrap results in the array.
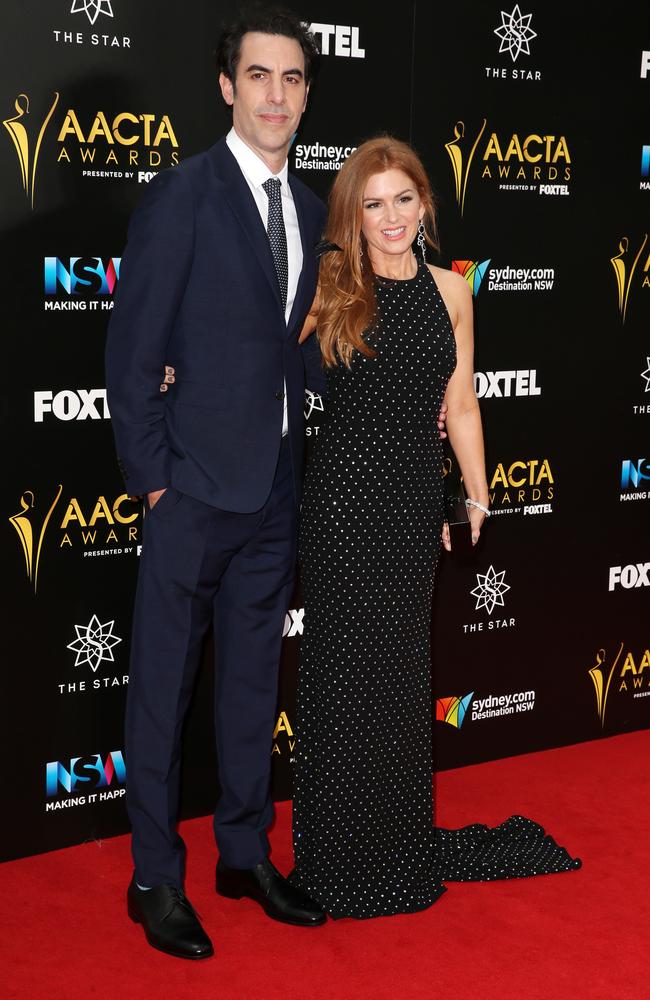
[
  {"xmin": 105, "ymin": 168, "xmax": 194, "ymax": 496},
  {"xmin": 300, "ymin": 331, "xmax": 328, "ymax": 399},
  {"xmin": 300, "ymin": 199, "xmax": 329, "ymax": 398}
]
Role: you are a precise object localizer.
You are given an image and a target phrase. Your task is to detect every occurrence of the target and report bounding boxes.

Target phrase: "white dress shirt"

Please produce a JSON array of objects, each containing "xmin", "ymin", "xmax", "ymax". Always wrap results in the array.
[{"xmin": 226, "ymin": 127, "xmax": 303, "ymax": 435}]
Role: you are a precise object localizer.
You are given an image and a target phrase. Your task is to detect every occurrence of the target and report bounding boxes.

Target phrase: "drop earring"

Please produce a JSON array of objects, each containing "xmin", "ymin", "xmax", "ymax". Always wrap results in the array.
[{"xmin": 417, "ymin": 221, "xmax": 427, "ymax": 263}]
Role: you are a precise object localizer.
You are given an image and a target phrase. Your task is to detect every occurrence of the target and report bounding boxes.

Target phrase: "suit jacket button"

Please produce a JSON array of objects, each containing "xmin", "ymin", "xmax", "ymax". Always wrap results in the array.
[{"xmin": 275, "ymin": 391, "xmax": 285, "ymax": 400}]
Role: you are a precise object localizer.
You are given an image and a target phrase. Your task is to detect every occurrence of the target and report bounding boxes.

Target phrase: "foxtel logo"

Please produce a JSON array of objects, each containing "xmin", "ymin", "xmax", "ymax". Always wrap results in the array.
[
  {"xmin": 608, "ymin": 563, "xmax": 650, "ymax": 591},
  {"xmin": 34, "ymin": 389, "xmax": 109, "ymax": 421},
  {"xmin": 474, "ymin": 370, "xmax": 541, "ymax": 398}
]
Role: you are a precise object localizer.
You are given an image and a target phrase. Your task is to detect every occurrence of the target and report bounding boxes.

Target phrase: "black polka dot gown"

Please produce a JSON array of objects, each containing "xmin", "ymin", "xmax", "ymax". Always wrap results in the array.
[{"xmin": 290, "ymin": 261, "xmax": 580, "ymax": 919}]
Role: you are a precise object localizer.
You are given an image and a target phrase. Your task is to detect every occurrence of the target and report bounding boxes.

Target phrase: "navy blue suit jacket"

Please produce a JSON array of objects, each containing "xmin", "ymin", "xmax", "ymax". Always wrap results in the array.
[{"xmin": 105, "ymin": 137, "xmax": 326, "ymax": 512}]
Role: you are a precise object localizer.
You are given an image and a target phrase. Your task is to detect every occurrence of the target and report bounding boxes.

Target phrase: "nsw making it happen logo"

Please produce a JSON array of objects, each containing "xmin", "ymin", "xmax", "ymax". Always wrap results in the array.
[
  {"xmin": 45, "ymin": 749, "xmax": 126, "ymax": 810},
  {"xmin": 619, "ymin": 458, "xmax": 650, "ymax": 502}
]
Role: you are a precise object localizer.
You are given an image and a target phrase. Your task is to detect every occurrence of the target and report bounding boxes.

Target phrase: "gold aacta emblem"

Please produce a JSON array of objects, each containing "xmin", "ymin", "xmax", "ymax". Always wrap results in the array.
[{"xmin": 3, "ymin": 92, "xmax": 59, "ymax": 209}]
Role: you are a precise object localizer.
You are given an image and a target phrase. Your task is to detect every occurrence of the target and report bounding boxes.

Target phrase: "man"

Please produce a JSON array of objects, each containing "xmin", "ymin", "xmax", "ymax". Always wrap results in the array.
[{"xmin": 105, "ymin": 7, "xmax": 327, "ymax": 960}]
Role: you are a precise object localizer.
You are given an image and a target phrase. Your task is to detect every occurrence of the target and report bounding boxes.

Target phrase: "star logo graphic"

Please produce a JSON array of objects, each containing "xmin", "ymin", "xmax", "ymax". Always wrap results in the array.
[
  {"xmin": 471, "ymin": 565, "xmax": 511, "ymax": 616},
  {"xmin": 67, "ymin": 614, "xmax": 122, "ymax": 672},
  {"xmin": 642, "ymin": 357, "xmax": 650, "ymax": 392},
  {"xmin": 494, "ymin": 5, "xmax": 537, "ymax": 62},
  {"xmin": 70, "ymin": 0, "xmax": 114, "ymax": 26},
  {"xmin": 304, "ymin": 390, "xmax": 325, "ymax": 421}
]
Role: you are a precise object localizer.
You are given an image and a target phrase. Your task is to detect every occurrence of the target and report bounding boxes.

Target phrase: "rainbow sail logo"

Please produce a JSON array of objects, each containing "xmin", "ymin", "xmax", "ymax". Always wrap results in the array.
[
  {"xmin": 436, "ymin": 693, "xmax": 474, "ymax": 729},
  {"xmin": 452, "ymin": 260, "xmax": 491, "ymax": 297}
]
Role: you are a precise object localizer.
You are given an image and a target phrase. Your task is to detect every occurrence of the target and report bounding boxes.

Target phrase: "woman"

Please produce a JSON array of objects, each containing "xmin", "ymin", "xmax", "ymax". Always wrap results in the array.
[{"xmin": 288, "ymin": 136, "xmax": 580, "ymax": 919}]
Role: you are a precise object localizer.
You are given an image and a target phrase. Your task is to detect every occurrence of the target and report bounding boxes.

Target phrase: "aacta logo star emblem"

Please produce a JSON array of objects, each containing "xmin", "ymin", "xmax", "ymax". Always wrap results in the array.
[
  {"xmin": 70, "ymin": 0, "xmax": 114, "ymax": 25},
  {"xmin": 471, "ymin": 565, "xmax": 511, "ymax": 615},
  {"xmin": 67, "ymin": 614, "xmax": 122, "ymax": 672},
  {"xmin": 494, "ymin": 5, "xmax": 537, "ymax": 62}
]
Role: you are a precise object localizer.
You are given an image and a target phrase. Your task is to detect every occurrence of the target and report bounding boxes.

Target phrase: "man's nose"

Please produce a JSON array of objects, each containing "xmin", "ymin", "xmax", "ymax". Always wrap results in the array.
[{"xmin": 267, "ymin": 76, "xmax": 286, "ymax": 104}]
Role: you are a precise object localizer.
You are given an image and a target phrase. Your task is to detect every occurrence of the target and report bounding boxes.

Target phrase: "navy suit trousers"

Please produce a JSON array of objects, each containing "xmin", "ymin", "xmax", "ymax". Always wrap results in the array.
[{"xmin": 125, "ymin": 437, "xmax": 296, "ymax": 887}]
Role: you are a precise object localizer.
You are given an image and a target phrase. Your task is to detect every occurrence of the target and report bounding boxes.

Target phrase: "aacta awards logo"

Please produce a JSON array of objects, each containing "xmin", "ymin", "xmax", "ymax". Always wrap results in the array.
[
  {"xmin": 589, "ymin": 643, "xmax": 650, "ymax": 728},
  {"xmin": 3, "ymin": 90, "xmax": 179, "ymax": 206},
  {"xmin": 444, "ymin": 118, "xmax": 571, "ymax": 214},
  {"xmin": 610, "ymin": 234, "xmax": 649, "ymax": 323},
  {"xmin": 9, "ymin": 485, "xmax": 141, "ymax": 591},
  {"xmin": 488, "ymin": 458, "xmax": 554, "ymax": 516},
  {"xmin": 272, "ymin": 712, "xmax": 295, "ymax": 758},
  {"xmin": 2, "ymin": 92, "xmax": 60, "ymax": 208}
]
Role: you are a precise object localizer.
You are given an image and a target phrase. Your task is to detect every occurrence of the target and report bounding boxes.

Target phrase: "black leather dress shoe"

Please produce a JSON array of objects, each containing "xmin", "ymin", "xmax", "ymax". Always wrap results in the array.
[
  {"xmin": 215, "ymin": 858, "xmax": 326, "ymax": 926},
  {"xmin": 127, "ymin": 877, "xmax": 214, "ymax": 959}
]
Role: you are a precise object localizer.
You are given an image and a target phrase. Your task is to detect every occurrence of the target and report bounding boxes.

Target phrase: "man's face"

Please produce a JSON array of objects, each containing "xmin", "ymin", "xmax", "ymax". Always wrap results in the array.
[{"xmin": 219, "ymin": 32, "xmax": 308, "ymax": 166}]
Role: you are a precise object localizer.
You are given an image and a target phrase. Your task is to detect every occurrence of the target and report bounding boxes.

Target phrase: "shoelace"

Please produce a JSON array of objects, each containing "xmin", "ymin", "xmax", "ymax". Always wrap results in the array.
[{"xmin": 165, "ymin": 886, "xmax": 202, "ymax": 920}]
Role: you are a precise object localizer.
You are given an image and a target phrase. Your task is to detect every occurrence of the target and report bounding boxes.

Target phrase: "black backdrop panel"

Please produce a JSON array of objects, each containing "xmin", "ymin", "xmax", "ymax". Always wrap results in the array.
[{"xmin": 1, "ymin": 1, "xmax": 648, "ymax": 861}]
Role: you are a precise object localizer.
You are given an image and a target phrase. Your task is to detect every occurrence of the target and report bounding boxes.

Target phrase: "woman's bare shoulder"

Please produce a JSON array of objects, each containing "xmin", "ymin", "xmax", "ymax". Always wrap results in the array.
[{"xmin": 426, "ymin": 264, "xmax": 471, "ymax": 324}]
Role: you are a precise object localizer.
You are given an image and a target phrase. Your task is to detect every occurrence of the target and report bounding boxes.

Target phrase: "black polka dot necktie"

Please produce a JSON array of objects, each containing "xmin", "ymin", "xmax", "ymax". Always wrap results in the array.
[{"xmin": 262, "ymin": 176, "xmax": 288, "ymax": 310}]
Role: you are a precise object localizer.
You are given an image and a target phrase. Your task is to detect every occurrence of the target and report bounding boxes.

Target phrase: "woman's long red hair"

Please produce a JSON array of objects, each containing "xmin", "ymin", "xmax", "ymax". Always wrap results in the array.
[{"xmin": 317, "ymin": 136, "xmax": 439, "ymax": 367}]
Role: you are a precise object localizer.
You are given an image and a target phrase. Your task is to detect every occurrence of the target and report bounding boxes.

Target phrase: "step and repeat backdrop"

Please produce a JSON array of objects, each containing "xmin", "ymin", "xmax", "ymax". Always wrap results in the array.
[{"xmin": 1, "ymin": 1, "xmax": 648, "ymax": 861}]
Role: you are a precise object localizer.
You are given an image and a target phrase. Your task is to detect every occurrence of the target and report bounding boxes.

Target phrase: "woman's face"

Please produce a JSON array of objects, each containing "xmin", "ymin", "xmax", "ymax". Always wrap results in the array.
[{"xmin": 360, "ymin": 168, "xmax": 424, "ymax": 270}]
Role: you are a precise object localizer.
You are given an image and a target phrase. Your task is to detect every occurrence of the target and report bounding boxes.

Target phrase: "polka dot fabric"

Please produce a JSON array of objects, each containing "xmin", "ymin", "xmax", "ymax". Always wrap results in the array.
[
  {"xmin": 290, "ymin": 261, "xmax": 580, "ymax": 919},
  {"xmin": 262, "ymin": 177, "xmax": 288, "ymax": 309}
]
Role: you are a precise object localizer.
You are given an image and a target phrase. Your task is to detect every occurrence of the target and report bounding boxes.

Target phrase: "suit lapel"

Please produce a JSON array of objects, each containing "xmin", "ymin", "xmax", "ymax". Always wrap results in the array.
[{"xmin": 209, "ymin": 140, "xmax": 285, "ymax": 313}]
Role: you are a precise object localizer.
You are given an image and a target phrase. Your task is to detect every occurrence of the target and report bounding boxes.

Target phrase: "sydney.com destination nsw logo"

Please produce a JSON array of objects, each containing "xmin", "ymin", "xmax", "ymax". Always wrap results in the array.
[{"xmin": 436, "ymin": 689, "xmax": 535, "ymax": 729}]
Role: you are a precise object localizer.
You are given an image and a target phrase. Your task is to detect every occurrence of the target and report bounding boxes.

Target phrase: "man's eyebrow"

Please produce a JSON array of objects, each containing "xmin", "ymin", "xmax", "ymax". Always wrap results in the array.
[{"xmin": 244, "ymin": 63, "xmax": 304, "ymax": 78}]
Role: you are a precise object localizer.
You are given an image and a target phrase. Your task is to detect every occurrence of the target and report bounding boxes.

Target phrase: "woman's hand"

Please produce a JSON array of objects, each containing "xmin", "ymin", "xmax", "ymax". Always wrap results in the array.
[
  {"xmin": 468, "ymin": 505, "xmax": 486, "ymax": 546},
  {"xmin": 441, "ymin": 505, "xmax": 486, "ymax": 551},
  {"xmin": 299, "ymin": 289, "xmax": 320, "ymax": 344},
  {"xmin": 437, "ymin": 399, "xmax": 448, "ymax": 440},
  {"xmin": 160, "ymin": 365, "xmax": 175, "ymax": 392}
]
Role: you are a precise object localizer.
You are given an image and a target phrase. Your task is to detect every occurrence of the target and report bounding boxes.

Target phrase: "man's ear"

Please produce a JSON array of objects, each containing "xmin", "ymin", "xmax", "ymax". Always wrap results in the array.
[{"xmin": 219, "ymin": 72, "xmax": 234, "ymax": 107}]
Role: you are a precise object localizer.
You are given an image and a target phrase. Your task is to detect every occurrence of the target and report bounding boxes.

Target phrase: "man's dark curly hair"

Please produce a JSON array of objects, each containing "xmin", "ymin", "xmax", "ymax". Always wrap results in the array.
[{"xmin": 216, "ymin": 4, "xmax": 320, "ymax": 88}]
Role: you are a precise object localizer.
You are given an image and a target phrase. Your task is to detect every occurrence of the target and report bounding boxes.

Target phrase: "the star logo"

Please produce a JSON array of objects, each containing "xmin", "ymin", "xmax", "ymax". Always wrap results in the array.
[
  {"xmin": 494, "ymin": 5, "xmax": 537, "ymax": 62},
  {"xmin": 471, "ymin": 565, "xmax": 511, "ymax": 616},
  {"xmin": 642, "ymin": 357, "xmax": 650, "ymax": 392},
  {"xmin": 70, "ymin": 0, "xmax": 114, "ymax": 26},
  {"xmin": 304, "ymin": 390, "xmax": 324, "ymax": 421},
  {"xmin": 67, "ymin": 614, "xmax": 122, "ymax": 672}
]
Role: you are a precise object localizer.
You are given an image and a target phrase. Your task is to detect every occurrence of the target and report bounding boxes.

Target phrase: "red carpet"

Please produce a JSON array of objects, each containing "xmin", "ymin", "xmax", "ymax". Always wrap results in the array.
[{"xmin": 2, "ymin": 731, "xmax": 647, "ymax": 1000}]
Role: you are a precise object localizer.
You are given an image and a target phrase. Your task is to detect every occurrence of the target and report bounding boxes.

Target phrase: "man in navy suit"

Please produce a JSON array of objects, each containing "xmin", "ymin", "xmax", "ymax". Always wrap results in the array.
[{"xmin": 105, "ymin": 7, "xmax": 327, "ymax": 959}]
